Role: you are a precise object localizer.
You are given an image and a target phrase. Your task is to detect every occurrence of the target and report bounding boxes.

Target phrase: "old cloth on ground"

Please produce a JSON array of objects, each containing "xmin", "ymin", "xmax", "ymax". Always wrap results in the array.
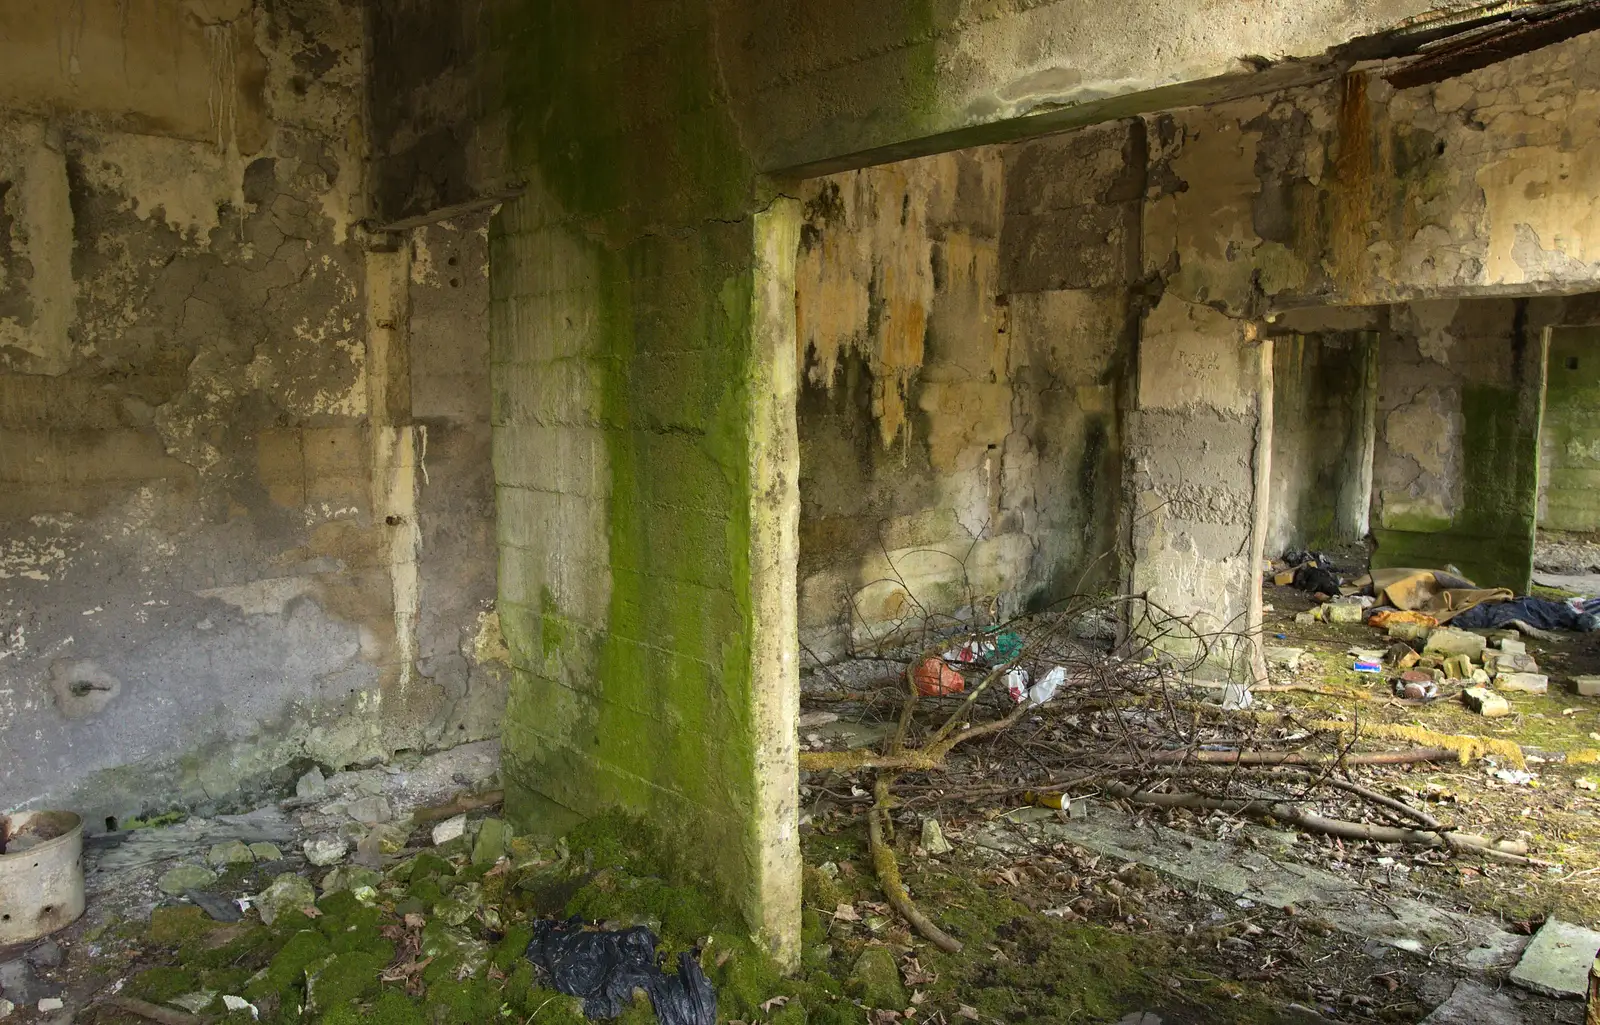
[
  {"xmin": 1369, "ymin": 569, "xmax": 1513, "ymax": 624},
  {"xmin": 525, "ymin": 917, "xmax": 716, "ymax": 1024},
  {"xmin": 1451, "ymin": 597, "xmax": 1600, "ymax": 632}
]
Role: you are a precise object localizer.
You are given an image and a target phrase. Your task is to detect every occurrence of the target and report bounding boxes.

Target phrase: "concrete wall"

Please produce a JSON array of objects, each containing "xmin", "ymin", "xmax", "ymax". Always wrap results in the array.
[
  {"xmin": 794, "ymin": 134, "xmax": 1129, "ymax": 660},
  {"xmin": 0, "ymin": 0, "xmax": 503, "ymax": 824},
  {"xmin": 1367, "ymin": 300, "xmax": 1545, "ymax": 590},
  {"xmin": 1540, "ymin": 326, "xmax": 1600, "ymax": 533},
  {"xmin": 364, "ymin": 0, "xmax": 1600, "ymax": 955},
  {"xmin": 1266, "ymin": 330, "xmax": 1377, "ymax": 556}
]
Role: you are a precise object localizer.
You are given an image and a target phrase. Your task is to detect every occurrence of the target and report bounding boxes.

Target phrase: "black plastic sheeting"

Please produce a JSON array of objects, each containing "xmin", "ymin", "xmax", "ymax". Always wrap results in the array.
[
  {"xmin": 525, "ymin": 917, "xmax": 716, "ymax": 1024},
  {"xmin": 1450, "ymin": 597, "xmax": 1600, "ymax": 633}
]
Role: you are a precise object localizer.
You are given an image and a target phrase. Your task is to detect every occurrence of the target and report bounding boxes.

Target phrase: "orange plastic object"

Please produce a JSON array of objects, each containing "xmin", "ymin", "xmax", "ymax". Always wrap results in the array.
[
  {"xmin": 1368, "ymin": 609, "xmax": 1439, "ymax": 629},
  {"xmin": 914, "ymin": 657, "xmax": 966, "ymax": 697}
]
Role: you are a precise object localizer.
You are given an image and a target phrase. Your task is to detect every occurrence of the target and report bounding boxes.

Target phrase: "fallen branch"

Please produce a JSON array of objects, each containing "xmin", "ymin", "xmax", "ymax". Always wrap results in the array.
[
  {"xmin": 410, "ymin": 789, "xmax": 505, "ymax": 825},
  {"xmin": 801, "ymin": 702, "xmax": 1032, "ymax": 773},
  {"xmin": 1100, "ymin": 782, "xmax": 1552, "ymax": 866},
  {"xmin": 1126, "ymin": 746, "xmax": 1460, "ymax": 768},
  {"xmin": 869, "ymin": 777, "xmax": 962, "ymax": 953}
]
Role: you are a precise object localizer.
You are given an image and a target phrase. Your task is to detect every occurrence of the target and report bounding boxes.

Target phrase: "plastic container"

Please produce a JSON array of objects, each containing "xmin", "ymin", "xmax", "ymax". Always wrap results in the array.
[{"xmin": 0, "ymin": 810, "xmax": 86, "ymax": 945}]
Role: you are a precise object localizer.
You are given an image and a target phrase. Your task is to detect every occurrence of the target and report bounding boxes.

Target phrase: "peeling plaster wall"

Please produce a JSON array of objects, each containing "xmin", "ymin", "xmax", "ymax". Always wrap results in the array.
[
  {"xmin": 795, "ymin": 126, "xmax": 1134, "ymax": 660},
  {"xmin": 0, "ymin": 0, "xmax": 502, "ymax": 825}
]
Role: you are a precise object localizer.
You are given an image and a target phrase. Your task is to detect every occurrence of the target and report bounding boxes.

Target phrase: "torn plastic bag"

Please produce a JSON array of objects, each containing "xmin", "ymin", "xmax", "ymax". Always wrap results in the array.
[{"xmin": 525, "ymin": 917, "xmax": 716, "ymax": 1024}]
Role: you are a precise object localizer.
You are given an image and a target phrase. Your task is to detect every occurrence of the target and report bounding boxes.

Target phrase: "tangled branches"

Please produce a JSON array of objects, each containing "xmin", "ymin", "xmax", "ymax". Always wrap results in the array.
[{"xmin": 799, "ymin": 592, "xmax": 1547, "ymax": 951}]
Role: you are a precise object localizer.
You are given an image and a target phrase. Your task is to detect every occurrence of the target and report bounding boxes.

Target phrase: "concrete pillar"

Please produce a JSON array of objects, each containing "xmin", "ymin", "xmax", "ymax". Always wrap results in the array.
[{"xmin": 1126, "ymin": 295, "xmax": 1267, "ymax": 679}]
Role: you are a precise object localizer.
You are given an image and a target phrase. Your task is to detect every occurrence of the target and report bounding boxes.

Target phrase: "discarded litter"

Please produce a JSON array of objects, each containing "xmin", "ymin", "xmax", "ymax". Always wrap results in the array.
[
  {"xmin": 942, "ymin": 639, "xmax": 995, "ymax": 665},
  {"xmin": 914, "ymin": 657, "xmax": 965, "ymax": 697},
  {"xmin": 1353, "ymin": 660, "xmax": 1381, "ymax": 674},
  {"xmin": 525, "ymin": 917, "xmax": 715, "ymax": 1024},
  {"xmin": 1028, "ymin": 666, "xmax": 1066, "ymax": 706},
  {"xmin": 1003, "ymin": 668, "xmax": 1030, "ymax": 703}
]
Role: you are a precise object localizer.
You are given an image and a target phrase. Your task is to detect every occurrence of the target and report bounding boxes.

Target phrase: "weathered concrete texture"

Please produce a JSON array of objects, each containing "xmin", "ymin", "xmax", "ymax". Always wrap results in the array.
[
  {"xmin": 1144, "ymin": 31, "xmax": 1600, "ymax": 313},
  {"xmin": 1266, "ymin": 330, "xmax": 1377, "ymax": 555},
  {"xmin": 1126, "ymin": 297, "xmax": 1263, "ymax": 671},
  {"xmin": 1509, "ymin": 918, "xmax": 1600, "ymax": 999},
  {"xmin": 795, "ymin": 127, "xmax": 1132, "ymax": 660},
  {"xmin": 1369, "ymin": 300, "xmax": 1544, "ymax": 591},
  {"xmin": 0, "ymin": 1, "xmax": 501, "ymax": 825},
  {"xmin": 1539, "ymin": 326, "xmax": 1600, "ymax": 532}
]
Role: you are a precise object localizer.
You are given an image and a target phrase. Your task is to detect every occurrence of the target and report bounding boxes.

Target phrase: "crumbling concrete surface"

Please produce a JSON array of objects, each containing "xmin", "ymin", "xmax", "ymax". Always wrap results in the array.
[{"xmin": 0, "ymin": 0, "xmax": 504, "ymax": 827}]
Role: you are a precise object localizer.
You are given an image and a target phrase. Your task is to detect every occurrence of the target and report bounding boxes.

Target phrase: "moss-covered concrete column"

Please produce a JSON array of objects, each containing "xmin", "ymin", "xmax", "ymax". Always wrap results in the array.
[
  {"xmin": 1370, "ymin": 300, "xmax": 1545, "ymax": 592},
  {"xmin": 485, "ymin": 0, "xmax": 806, "ymax": 961}
]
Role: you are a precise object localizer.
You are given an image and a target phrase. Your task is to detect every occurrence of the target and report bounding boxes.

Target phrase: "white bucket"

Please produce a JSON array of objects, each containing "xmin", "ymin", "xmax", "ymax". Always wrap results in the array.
[{"xmin": 0, "ymin": 810, "xmax": 85, "ymax": 945}]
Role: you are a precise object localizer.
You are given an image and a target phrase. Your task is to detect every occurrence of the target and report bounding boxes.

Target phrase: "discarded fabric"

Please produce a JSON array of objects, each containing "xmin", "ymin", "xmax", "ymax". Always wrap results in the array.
[
  {"xmin": 1450, "ymin": 596, "xmax": 1600, "ymax": 633},
  {"xmin": 525, "ymin": 917, "xmax": 715, "ymax": 1024}
]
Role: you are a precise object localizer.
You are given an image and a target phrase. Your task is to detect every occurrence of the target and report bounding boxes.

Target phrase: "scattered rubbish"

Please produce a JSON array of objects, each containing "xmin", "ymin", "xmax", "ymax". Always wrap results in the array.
[
  {"xmin": 1453, "ymin": 596, "xmax": 1600, "ymax": 633},
  {"xmin": 990, "ymin": 631, "xmax": 1025, "ymax": 662},
  {"xmin": 1353, "ymin": 660, "xmax": 1381, "ymax": 674},
  {"xmin": 1028, "ymin": 666, "xmax": 1066, "ymax": 706},
  {"xmin": 920, "ymin": 817, "xmax": 952, "ymax": 855},
  {"xmin": 1492, "ymin": 769, "xmax": 1537, "ymax": 786},
  {"xmin": 1369, "ymin": 609, "xmax": 1439, "ymax": 631},
  {"xmin": 1003, "ymin": 668, "xmax": 1030, "ymax": 703},
  {"xmin": 1394, "ymin": 678, "xmax": 1437, "ymax": 701},
  {"xmin": 1292, "ymin": 563, "xmax": 1340, "ymax": 595},
  {"xmin": 1509, "ymin": 918, "xmax": 1600, "ymax": 998},
  {"xmin": 184, "ymin": 888, "xmax": 244, "ymax": 922},
  {"xmin": 914, "ymin": 657, "xmax": 966, "ymax": 697},
  {"xmin": 0, "ymin": 812, "xmax": 85, "ymax": 945},
  {"xmin": 0, "ymin": 999, "xmax": 13, "ymax": 1020},
  {"xmin": 1487, "ymin": 651, "xmax": 1540, "ymax": 676},
  {"xmin": 37, "ymin": 998, "xmax": 63, "ymax": 1013},
  {"xmin": 1385, "ymin": 642, "xmax": 1420, "ymax": 668},
  {"xmin": 1219, "ymin": 682, "xmax": 1253, "ymax": 710},
  {"xmin": 1424, "ymin": 628, "xmax": 1487, "ymax": 660},
  {"xmin": 942, "ymin": 639, "xmax": 994, "ymax": 664},
  {"xmin": 1325, "ymin": 602, "xmax": 1365, "ymax": 624},
  {"xmin": 524, "ymin": 917, "xmax": 715, "ymax": 1024},
  {"xmin": 431, "ymin": 814, "xmax": 468, "ymax": 846},
  {"xmin": 1577, "ymin": 778, "xmax": 1598, "ymax": 791},
  {"xmin": 1462, "ymin": 686, "xmax": 1511, "ymax": 717}
]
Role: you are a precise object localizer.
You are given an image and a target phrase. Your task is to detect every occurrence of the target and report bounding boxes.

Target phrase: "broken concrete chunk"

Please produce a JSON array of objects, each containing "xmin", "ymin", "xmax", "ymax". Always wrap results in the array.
[
  {"xmin": 1442, "ymin": 655, "xmax": 1473, "ymax": 680},
  {"xmin": 24, "ymin": 942, "xmax": 61, "ymax": 971},
  {"xmin": 295, "ymin": 766, "xmax": 328, "ymax": 801},
  {"xmin": 345, "ymin": 796, "xmax": 393, "ymax": 825},
  {"xmin": 158, "ymin": 864, "xmax": 220, "ymax": 895},
  {"xmin": 1419, "ymin": 979, "xmax": 1523, "ymax": 1024},
  {"xmin": 1324, "ymin": 602, "xmax": 1365, "ymax": 624},
  {"xmin": 1470, "ymin": 668, "xmax": 1491, "ymax": 686},
  {"xmin": 207, "ymin": 840, "xmax": 255, "ymax": 866},
  {"xmin": 1462, "ymin": 686, "xmax": 1511, "ymax": 717},
  {"xmin": 248, "ymin": 842, "xmax": 283, "ymax": 862},
  {"xmin": 1488, "ymin": 651, "xmax": 1540, "ymax": 676},
  {"xmin": 168, "ymin": 992, "xmax": 218, "ymax": 1015},
  {"xmin": 1496, "ymin": 638, "xmax": 1527, "ymax": 655},
  {"xmin": 36, "ymin": 999, "xmax": 63, "ymax": 1013},
  {"xmin": 1424, "ymin": 628, "xmax": 1486, "ymax": 660},
  {"xmin": 1294, "ymin": 611, "xmax": 1318, "ymax": 625},
  {"xmin": 1388, "ymin": 622, "xmax": 1432, "ymax": 643},
  {"xmin": 1496, "ymin": 673, "xmax": 1548, "ymax": 695},
  {"xmin": 431, "ymin": 814, "xmax": 468, "ymax": 846},
  {"xmin": 1265, "ymin": 646, "xmax": 1303, "ymax": 670},
  {"xmin": 0, "ymin": 998, "xmax": 13, "ymax": 1020},
  {"xmin": 302, "ymin": 836, "xmax": 349, "ymax": 867},
  {"xmin": 1509, "ymin": 918, "xmax": 1600, "ymax": 998},
  {"xmin": 472, "ymin": 817, "xmax": 512, "ymax": 866},
  {"xmin": 254, "ymin": 872, "xmax": 317, "ymax": 926},
  {"xmin": 1572, "ymin": 676, "xmax": 1600, "ymax": 697},
  {"xmin": 921, "ymin": 817, "xmax": 952, "ymax": 855}
]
